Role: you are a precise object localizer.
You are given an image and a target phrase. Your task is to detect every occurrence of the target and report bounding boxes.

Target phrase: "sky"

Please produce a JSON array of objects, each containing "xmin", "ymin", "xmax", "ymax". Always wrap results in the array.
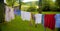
[
  {"xmin": 4, "ymin": 0, "xmax": 6, "ymax": 3},
  {"xmin": 4, "ymin": 0, "xmax": 55, "ymax": 3},
  {"xmin": 4, "ymin": 0, "xmax": 38, "ymax": 3},
  {"xmin": 52, "ymin": 0, "xmax": 56, "ymax": 2},
  {"xmin": 22, "ymin": 0, "xmax": 38, "ymax": 2}
]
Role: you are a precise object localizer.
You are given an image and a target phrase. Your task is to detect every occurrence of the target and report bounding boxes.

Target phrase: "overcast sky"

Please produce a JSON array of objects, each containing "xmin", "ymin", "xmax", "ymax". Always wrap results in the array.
[
  {"xmin": 4, "ymin": 0, "xmax": 38, "ymax": 3},
  {"xmin": 22, "ymin": 0, "xmax": 38, "ymax": 2}
]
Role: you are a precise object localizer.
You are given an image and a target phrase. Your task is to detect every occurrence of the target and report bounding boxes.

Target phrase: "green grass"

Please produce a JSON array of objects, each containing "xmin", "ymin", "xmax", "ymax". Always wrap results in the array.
[
  {"xmin": 42, "ymin": 12, "xmax": 60, "ymax": 14},
  {"xmin": 2, "ymin": 16, "xmax": 53, "ymax": 31}
]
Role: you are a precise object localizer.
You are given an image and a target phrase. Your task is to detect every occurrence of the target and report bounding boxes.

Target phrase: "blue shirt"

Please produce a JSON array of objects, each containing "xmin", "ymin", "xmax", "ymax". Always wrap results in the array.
[{"xmin": 55, "ymin": 14, "xmax": 60, "ymax": 28}]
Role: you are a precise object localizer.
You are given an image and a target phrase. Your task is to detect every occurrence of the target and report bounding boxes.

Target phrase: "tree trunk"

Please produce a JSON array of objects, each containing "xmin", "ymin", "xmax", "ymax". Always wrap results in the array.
[
  {"xmin": 38, "ymin": 0, "xmax": 42, "ymax": 13},
  {"xmin": 19, "ymin": 0, "xmax": 21, "ymax": 10},
  {"xmin": 0, "ymin": 0, "xmax": 5, "ymax": 23},
  {"xmin": 0, "ymin": 0, "xmax": 5, "ymax": 31}
]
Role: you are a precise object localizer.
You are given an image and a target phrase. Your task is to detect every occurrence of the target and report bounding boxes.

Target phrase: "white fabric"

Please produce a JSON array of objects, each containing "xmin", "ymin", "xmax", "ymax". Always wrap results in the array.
[
  {"xmin": 21, "ymin": 11, "xmax": 26, "ymax": 21},
  {"xmin": 21, "ymin": 11, "xmax": 31, "ymax": 21},
  {"xmin": 5, "ymin": 6, "xmax": 11, "ymax": 22},
  {"xmin": 35, "ymin": 14, "xmax": 42, "ymax": 24},
  {"xmin": 24, "ymin": 12, "xmax": 31, "ymax": 21},
  {"xmin": 9, "ymin": 7, "xmax": 15, "ymax": 20},
  {"xmin": 5, "ymin": 6, "xmax": 15, "ymax": 22}
]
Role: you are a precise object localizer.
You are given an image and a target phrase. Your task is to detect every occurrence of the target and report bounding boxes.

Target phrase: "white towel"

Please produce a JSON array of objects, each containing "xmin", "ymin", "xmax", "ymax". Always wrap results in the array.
[
  {"xmin": 35, "ymin": 14, "xmax": 42, "ymax": 24},
  {"xmin": 9, "ymin": 7, "xmax": 15, "ymax": 20},
  {"xmin": 24, "ymin": 12, "xmax": 31, "ymax": 21},
  {"xmin": 21, "ymin": 11, "xmax": 31, "ymax": 21},
  {"xmin": 5, "ymin": 6, "xmax": 11, "ymax": 22},
  {"xmin": 21, "ymin": 11, "xmax": 26, "ymax": 21}
]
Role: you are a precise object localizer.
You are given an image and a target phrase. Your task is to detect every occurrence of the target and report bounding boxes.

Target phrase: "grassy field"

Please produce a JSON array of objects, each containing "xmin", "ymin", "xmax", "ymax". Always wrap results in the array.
[
  {"xmin": 1, "ymin": 16, "xmax": 53, "ymax": 31},
  {"xmin": 2, "ymin": 12, "xmax": 60, "ymax": 31},
  {"xmin": 42, "ymin": 12, "xmax": 60, "ymax": 14}
]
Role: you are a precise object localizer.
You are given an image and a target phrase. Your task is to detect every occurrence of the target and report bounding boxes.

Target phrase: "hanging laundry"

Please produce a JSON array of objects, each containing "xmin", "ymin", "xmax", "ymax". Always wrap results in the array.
[
  {"xmin": 24, "ymin": 12, "xmax": 31, "ymax": 21},
  {"xmin": 14, "ymin": 6, "xmax": 21, "ymax": 16},
  {"xmin": 21, "ymin": 11, "xmax": 31, "ymax": 21},
  {"xmin": 55, "ymin": 14, "xmax": 60, "ymax": 28},
  {"xmin": 14, "ymin": 9, "xmax": 21, "ymax": 16},
  {"xmin": 21, "ymin": 11, "xmax": 26, "ymax": 21},
  {"xmin": 5, "ymin": 6, "xmax": 11, "ymax": 22},
  {"xmin": 35, "ymin": 14, "xmax": 42, "ymax": 24},
  {"xmin": 44, "ymin": 14, "xmax": 55, "ymax": 30},
  {"xmin": 14, "ymin": 9, "xmax": 16, "ymax": 15},
  {"xmin": 9, "ymin": 7, "xmax": 15, "ymax": 20},
  {"xmin": 42, "ymin": 14, "xmax": 44, "ymax": 25}
]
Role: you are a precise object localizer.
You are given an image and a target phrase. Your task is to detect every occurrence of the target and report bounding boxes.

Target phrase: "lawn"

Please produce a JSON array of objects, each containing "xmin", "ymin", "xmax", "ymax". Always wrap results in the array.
[
  {"xmin": 1, "ymin": 16, "xmax": 53, "ymax": 31},
  {"xmin": 42, "ymin": 12, "xmax": 60, "ymax": 14}
]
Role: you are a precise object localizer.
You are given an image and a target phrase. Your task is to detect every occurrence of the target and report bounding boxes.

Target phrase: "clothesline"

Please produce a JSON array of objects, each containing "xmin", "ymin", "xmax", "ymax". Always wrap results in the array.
[{"xmin": 5, "ymin": 6, "xmax": 60, "ymax": 31}]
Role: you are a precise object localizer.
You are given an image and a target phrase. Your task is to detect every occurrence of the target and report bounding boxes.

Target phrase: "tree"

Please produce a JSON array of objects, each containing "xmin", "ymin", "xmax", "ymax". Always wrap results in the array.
[
  {"xmin": 6, "ymin": 0, "xmax": 17, "ymax": 7},
  {"xmin": 42, "ymin": 0, "xmax": 57, "ymax": 12},
  {"xmin": 0, "ymin": 0, "xmax": 4, "ymax": 24},
  {"xmin": 38, "ymin": 0, "xmax": 42, "ymax": 13},
  {"xmin": 27, "ymin": 7, "xmax": 36, "ymax": 12},
  {"xmin": 56, "ymin": 0, "xmax": 60, "ymax": 7},
  {"xmin": 0, "ymin": 0, "xmax": 4, "ymax": 31},
  {"xmin": 19, "ymin": 0, "xmax": 23, "ymax": 10}
]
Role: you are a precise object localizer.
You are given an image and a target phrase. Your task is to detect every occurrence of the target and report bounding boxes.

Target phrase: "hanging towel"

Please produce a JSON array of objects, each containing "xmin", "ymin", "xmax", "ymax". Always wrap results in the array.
[
  {"xmin": 24, "ymin": 12, "xmax": 31, "ymax": 21},
  {"xmin": 5, "ymin": 6, "xmax": 11, "ymax": 22},
  {"xmin": 44, "ymin": 14, "xmax": 55, "ymax": 30},
  {"xmin": 55, "ymin": 14, "xmax": 60, "ymax": 28},
  {"xmin": 9, "ymin": 7, "xmax": 15, "ymax": 20},
  {"xmin": 35, "ymin": 14, "xmax": 42, "ymax": 24},
  {"xmin": 21, "ymin": 11, "xmax": 26, "ymax": 21}
]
